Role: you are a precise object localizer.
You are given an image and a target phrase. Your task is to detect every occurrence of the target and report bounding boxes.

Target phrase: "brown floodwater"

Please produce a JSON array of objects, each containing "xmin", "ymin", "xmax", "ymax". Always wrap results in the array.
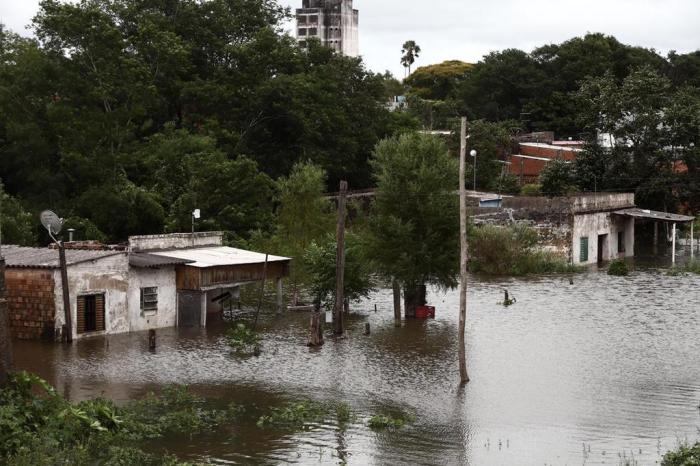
[{"xmin": 11, "ymin": 264, "xmax": 700, "ymax": 465}]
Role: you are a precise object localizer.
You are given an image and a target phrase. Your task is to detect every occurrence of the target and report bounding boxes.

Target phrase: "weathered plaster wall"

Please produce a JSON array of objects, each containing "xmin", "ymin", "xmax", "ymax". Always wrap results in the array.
[
  {"xmin": 5, "ymin": 269, "xmax": 55, "ymax": 340},
  {"xmin": 127, "ymin": 267, "xmax": 178, "ymax": 332},
  {"xmin": 129, "ymin": 232, "xmax": 223, "ymax": 251},
  {"xmin": 54, "ymin": 253, "xmax": 130, "ymax": 340},
  {"xmin": 573, "ymin": 213, "xmax": 635, "ymax": 264}
]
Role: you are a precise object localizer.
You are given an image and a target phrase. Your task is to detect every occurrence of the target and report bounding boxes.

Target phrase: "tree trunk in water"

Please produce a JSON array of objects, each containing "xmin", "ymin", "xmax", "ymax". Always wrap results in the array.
[
  {"xmin": 0, "ymin": 258, "xmax": 11, "ymax": 387},
  {"xmin": 403, "ymin": 284, "xmax": 426, "ymax": 318},
  {"xmin": 392, "ymin": 281, "xmax": 401, "ymax": 326}
]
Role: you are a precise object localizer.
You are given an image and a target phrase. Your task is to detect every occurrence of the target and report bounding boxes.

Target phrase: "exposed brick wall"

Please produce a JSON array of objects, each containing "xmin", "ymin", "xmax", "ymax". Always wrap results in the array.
[{"xmin": 5, "ymin": 269, "xmax": 56, "ymax": 340}]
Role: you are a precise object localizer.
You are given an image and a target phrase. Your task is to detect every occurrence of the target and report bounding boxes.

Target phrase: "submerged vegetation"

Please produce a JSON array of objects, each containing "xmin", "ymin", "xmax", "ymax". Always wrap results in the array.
[
  {"xmin": 227, "ymin": 323, "xmax": 262, "ymax": 355},
  {"xmin": 608, "ymin": 260, "xmax": 630, "ymax": 276},
  {"xmin": 367, "ymin": 412, "xmax": 415, "ymax": 430},
  {"xmin": 469, "ymin": 224, "xmax": 578, "ymax": 276},
  {"xmin": 0, "ymin": 372, "xmax": 240, "ymax": 465}
]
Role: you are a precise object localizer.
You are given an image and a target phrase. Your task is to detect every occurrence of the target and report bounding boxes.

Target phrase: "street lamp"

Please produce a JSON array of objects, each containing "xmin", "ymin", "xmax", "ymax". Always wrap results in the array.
[{"xmin": 470, "ymin": 149, "xmax": 477, "ymax": 192}]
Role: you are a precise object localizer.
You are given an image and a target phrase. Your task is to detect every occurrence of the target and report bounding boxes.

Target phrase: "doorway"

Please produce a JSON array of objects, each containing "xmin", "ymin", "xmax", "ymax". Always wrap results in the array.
[{"xmin": 597, "ymin": 234, "xmax": 609, "ymax": 264}]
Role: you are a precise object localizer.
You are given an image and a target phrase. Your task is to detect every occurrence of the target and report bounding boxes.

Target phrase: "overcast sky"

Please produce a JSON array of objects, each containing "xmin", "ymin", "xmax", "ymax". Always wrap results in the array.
[{"xmin": 2, "ymin": 0, "xmax": 699, "ymax": 77}]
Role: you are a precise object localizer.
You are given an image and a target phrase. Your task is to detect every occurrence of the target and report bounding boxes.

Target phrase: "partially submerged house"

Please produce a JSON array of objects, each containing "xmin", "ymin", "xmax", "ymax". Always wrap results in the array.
[
  {"xmin": 473, "ymin": 193, "xmax": 695, "ymax": 265},
  {"xmin": 4, "ymin": 232, "xmax": 290, "ymax": 340}
]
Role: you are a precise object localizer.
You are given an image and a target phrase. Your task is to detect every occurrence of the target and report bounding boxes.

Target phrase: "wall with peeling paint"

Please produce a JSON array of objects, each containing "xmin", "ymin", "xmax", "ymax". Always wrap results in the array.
[
  {"xmin": 127, "ymin": 267, "xmax": 178, "ymax": 332},
  {"xmin": 54, "ymin": 253, "xmax": 130, "ymax": 340}
]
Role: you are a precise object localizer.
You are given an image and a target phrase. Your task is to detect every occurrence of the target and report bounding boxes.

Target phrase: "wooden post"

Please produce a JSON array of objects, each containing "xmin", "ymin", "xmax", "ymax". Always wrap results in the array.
[
  {"xmin": 392, "ymin": 280, "xmax": 401, "ymax": 327},
  {"xmin": 148, "ymin": 329, "xmax": 156, "ymax": 350},
  {"xmin": 653, "ymin": 222, "xmax": 658, "ymax": 255},
  {"xmin": 199, "ymin": 292, "xmax": 207, "ymax": 327},
  {"xmin": 364, "ymin": 322, "xmax": 370, "ymax": 335},
  {"xmin": 276, "ymin": 277, "xmax": 284, "ymax": 313},
  {"xmin": 0, "ymin": 258, "xmax": 11, "ymax": 387},
  {"xmin": 333, "ymin": 181, "xmax": 348, "ymax": 335},
  {"xmin": 308, "ymin": 299, "xmax": 324, "ymax": 347},
  {"xmin": 458, "ymin": 117, "xmax": 470, "ymax": 384},
  {"xmin": 691, "ymin": 222, "xmax": 694, "ymax": 260},
  {"xmin": 59, "ymin": 243, "xmax": 73, "ymax": 343},
  {"xmin": 253, "ymin": 254, "xmax": 268, "ymax": 330},
  {"xmin": 672, "ymin": 222, "xmax": 677, "ymax": 265}
]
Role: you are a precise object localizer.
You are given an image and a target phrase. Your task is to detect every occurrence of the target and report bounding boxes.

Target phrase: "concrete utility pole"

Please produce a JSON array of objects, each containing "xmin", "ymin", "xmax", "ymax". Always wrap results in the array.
[
  {"xmin": 458, "ymin": 117, "xmax": 470, "ymax": 384},
  {"xmin": 392, "ymin": 280, "xmax": 401, "ymax": 327},
  {"xmin": 0, "ymin": 257, "xmax": 11, "ymax": 387},
  {"xmin": 58, "ymin": 242, "xmax": 73, "ymax": 343},
  {"xmin": 333, "ymin": 181, "xmax": 348, "ymax": 335}
]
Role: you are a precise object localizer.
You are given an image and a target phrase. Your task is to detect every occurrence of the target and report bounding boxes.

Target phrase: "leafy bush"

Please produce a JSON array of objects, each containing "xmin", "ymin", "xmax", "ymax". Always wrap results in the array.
[
  {"xmin": 469, "ymin": 224, "xmax": 577, "ymax": 275},
  {"xmin": 521, "ymin": 184, "xmax": 542, "ymax": 196},
  {"xmin": 662, "ymin": 441, "xmax": 700, "ymax": 465},
  {"xmin": 607, "ymin": 259, "xmax": 629, "ymax": 276}
]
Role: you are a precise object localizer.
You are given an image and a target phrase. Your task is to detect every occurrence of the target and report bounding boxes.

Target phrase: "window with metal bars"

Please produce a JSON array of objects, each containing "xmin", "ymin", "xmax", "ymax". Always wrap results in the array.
[{"xmin": 140, "ymin": 287, "xmax": 158, "ymax": 313}]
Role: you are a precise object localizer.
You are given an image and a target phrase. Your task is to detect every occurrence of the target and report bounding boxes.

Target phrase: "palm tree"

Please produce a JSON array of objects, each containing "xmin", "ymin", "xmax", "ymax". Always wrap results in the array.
[{"xmin": 401, "ymin": 40, "xmax": 421, "ymax": 78}]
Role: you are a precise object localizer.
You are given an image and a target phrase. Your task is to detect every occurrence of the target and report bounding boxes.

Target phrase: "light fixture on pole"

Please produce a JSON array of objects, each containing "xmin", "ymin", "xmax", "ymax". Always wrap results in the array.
[
  {"xmin": 191, "ymin": 209, "xmax": 201, "ymax": 236},
  {"xmin": 470, "ymin": 149, "xmax": 477, "ymax": 192}
]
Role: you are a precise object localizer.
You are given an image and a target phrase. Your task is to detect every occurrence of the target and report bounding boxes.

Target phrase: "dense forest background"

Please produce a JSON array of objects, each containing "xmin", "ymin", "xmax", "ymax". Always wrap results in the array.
[{"xmin": 1, "ymin": 0, "xmax": 699, "ymax": 245}]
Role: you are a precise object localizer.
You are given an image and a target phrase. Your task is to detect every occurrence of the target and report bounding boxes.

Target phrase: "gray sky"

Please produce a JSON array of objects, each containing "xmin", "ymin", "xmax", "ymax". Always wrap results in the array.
[{"xmin": 2, "ymin": 0, "xmax": 699, "ymax": 77}]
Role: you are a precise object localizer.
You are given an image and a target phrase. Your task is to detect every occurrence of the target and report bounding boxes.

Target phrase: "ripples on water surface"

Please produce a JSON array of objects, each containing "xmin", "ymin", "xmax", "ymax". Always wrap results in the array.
[{"xmin": 13, "ymin": 269, "xmax": 700, "ymax": 465}]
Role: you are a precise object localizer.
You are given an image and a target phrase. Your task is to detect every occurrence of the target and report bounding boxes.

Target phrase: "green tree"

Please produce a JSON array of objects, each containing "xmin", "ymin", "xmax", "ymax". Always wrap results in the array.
[
  {"xmin": 539, "ymin": 159, "xmax": 577, "ymax": 197},
  {"xmin": 0, "ymin": 181, "xmax": 36, "ymax": 246},
  {"xmin": 404, "ymin": 60, "xmax": 473, "ymax": 100},
  {"xmin": 367, "ymin": 133, "xmax": 459, "ymax": 316},
  {"xmin": 400, "ymin": 40, "xmax": 421, "ymax": 78},
  {"xmin": 271, "ymin": 161, "xmax": 334, "ymax": 303},
  {"xmin": 303, "ymin": 232, "xmax": 375, "ymax": 310}
]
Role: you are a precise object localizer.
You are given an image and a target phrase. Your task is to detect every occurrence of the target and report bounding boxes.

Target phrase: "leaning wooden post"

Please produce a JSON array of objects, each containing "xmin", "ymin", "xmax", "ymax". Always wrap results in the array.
[
  {"xmin": 333, "ymin": 181, "xmax": 348, "ymax": 335},
  {"xmin": 458, "ymin": 116, "xmax": 470, "ymax": 384},
  {"xmin": 392, "ymin": 280, "xmax": 401, "ymax": 327},
  {"xmin": 308, "ymin": 296, "xmax": 324, "ymax": 347},
  {"xmin": 0, "ymin": 257, "xmax": 11, "ymax": 387},
  {"xmin": 58, "ymin": 242, "xmax": 73, "ymax": 343}
]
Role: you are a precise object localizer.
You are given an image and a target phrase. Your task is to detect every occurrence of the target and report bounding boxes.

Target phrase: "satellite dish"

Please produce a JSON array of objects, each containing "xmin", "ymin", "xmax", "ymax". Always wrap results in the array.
[{"xmin": 40, "ymin": 210, "xmax": 63, "ymax": 235}]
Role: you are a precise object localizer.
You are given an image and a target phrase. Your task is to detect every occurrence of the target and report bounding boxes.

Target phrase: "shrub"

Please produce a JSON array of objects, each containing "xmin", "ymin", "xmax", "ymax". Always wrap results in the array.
[
  {"xmin": 469, "ymin": 224, "xmax": 577, "ymax": 275},
  {"xmin": 520, "ymin": 184, "xmax": 542, "ymax": 196},
  {"xmin": 256, "ymin": 401, "xmax": 326, "ymax": 428},
  {"xmin": 607, "ymin": 259, "xmax": 629, "ymax": 276},
  {"xmin": 662, "ymin": 441, "xmax": 700, "ymax": 465}
]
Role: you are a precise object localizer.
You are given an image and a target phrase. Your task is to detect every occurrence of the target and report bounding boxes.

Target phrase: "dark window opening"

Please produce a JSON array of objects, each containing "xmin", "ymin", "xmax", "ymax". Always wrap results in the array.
[
  {"xmin": 580, "ymin": 237, "xmax": 589, "ymax": 263},
  {"xmin": 298, "ymin": 28, "xmax": 307, "ymax": 36},
  {"xmin": 77, "ymin": 294, "xmax": 105, "ymax": 334}
]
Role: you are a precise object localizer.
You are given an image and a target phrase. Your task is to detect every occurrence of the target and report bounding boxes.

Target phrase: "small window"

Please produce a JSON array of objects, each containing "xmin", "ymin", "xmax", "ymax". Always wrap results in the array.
[
  {"xmin": 77, "ymin": 294, "xmax": 105, "ymax": 334},
  {"xmin": 309, "ymin": 28, "xmax": 318, "ymax": 36},
  {"xmin": 298, "ymin": 28, "xmax": 307, "ymax": 36},
  {"xmin": 618, "ymin": 230, "xmax": 625, "ymax": 253},
  {"xmin": 580, "ymin": 237, "xmax": 589, "ymax": 263},
  {"xmin": 309, "ymin": 15, "xmax": 318, "ymax": 23},
  {"xmin": 298, "ymin": 16, "xmax": 307, "ymax": 24},
  {"xmin": 141, "ymin": 287, "xmax": 158, "ymax": 313}
]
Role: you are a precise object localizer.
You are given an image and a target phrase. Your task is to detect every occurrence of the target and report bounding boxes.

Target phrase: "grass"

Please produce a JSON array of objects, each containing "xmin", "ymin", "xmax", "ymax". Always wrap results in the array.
[
  {"xmin": 661, "ymin": 441, "xmax": 700, "ymax": 465},
  {"xmin": 667, "ymin": 260, "xmax": 700, "ymax": 276},
  {"xmin": 469, "ymin": 224, "xmax": 580, "ymax": 276}
]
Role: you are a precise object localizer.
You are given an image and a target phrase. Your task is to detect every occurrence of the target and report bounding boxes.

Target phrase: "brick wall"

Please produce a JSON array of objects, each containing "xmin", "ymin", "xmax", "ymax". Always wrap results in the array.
[{"xmin": 6, "ymin": 269, "xmax": 56, "ymax": 340}]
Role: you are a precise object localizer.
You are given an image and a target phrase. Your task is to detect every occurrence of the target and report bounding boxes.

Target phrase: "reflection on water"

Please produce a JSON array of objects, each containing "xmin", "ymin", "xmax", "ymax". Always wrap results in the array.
[{"xmin": 12, "ymin": 267, "xmax": 700, "ymax": 465}]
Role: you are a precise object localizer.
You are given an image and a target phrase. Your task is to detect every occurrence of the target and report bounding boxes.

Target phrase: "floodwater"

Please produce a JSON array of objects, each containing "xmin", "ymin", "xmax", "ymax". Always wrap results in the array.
[{"xmin": 12, "ymin": 265, "xmax": 700, "ymax": 465}]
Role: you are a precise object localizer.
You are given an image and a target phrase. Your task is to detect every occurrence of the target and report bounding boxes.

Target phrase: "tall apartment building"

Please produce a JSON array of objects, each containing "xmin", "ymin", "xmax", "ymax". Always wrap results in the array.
[{"xmin": 296, "ymin": 0, "xmax": 359, "ymax": 57}]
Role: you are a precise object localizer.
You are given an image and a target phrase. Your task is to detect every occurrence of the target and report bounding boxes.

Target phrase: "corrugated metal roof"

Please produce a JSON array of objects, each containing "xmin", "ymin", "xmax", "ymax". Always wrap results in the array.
[
  {"xmin": 614, "ymin": 208, "xmax": 695, "ymax": 222},
  {"xmin": 1, "ymin": 246, "xmax": 124, "ymax": 269},
  {"xmin": 149, "ymin": 246, "xmax": 290, "ymax": 268},
  {"xmin": 129, "ymin": 253, "xmax": 195, "ymax": 268}
]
